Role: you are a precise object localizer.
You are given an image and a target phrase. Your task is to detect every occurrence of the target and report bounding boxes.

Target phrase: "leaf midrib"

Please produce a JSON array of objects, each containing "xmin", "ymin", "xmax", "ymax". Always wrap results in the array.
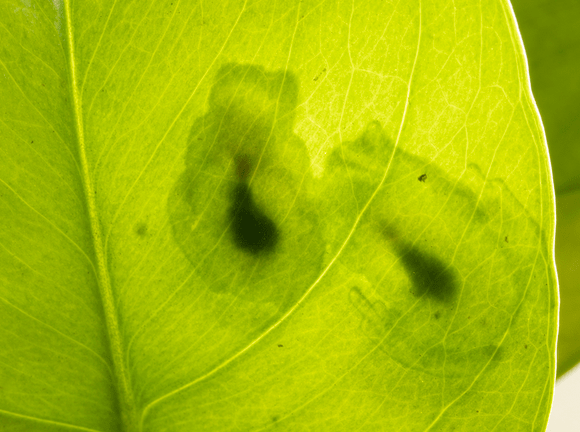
[{"xmin": 63, "ymin": 0, "xmax": 137, "ymax": 430}]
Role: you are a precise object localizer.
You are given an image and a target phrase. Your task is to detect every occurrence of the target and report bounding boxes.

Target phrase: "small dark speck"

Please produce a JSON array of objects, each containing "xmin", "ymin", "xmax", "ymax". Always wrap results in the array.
[
  {"xmin": 418, "ymin": 173, "xmax": 427, "ymax": 182},
  {"xmin": 313, "ymin": 68, "xmax": 327, "ymax": 81},
  {"xmin": 433, "ymin": 312, "xmax": 440, "ymax": 320},
  {"xmin": 235, "ymin": 154, "xmax": 252, "ymax": 181},
  {"xmin": 31, "ymin": 141, "xmax": 33, "ymax": 143},
  {"xmin": 476, "ymin": 410, "xmax": 479, "ymax": 413},
  {"xmin": 278, "ymin": 344, "xmax": 283, "ymax": 348},
  {"xmin": 525, "ymin": 345, "xmax": 528, "ymax": 349},
  {"xmin": 135, "ymin": 223, "xmax": 148, "ymax": 237},
  {"xmin": 272, "ymin": 416, "xmax": 279, "ymax": 423},
  {"xmin": 505, "ymin": 236, "xmax": 508, "ymax": 242}
]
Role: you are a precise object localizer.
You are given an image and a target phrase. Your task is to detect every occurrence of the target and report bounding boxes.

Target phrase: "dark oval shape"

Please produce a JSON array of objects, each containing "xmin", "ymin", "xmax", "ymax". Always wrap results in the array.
[
  {"xmin": 400, "ymin": 245, "xmax": 457, "ymax": 303},
  {"xmin": 229, "ymin": 183, "xmax": 278, "ymax": 255}
]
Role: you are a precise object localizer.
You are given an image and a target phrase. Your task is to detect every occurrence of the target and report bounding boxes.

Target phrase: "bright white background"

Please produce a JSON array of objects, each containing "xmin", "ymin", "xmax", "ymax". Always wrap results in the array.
[{"xmin": 547, "ymin": 365, "xmax": 580, "ymax": 431}]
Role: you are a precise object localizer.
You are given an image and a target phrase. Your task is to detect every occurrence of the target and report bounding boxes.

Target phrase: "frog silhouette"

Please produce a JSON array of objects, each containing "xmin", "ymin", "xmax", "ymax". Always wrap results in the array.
[{"xmin": 168, "ymin": 63, "xmax": 323, "ymax": 305}]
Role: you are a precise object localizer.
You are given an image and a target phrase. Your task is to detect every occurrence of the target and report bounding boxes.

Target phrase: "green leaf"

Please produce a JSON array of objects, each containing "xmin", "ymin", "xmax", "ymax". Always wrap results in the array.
[
  {"xmin": 510, "ymin": 0, "xmax": 580, "ymax": 378},
  {"xmin": 0, "ymin": 1, "xmax": 557, "ymax": 431}
]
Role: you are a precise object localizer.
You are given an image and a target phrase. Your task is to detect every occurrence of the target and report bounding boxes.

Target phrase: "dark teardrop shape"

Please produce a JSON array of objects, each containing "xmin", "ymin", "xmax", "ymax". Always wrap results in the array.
[
  {"xmin": 230, "ymin": 183, "xmax": 278, "ymax": 255},
  {"xmin": 400, "ymin": 246, "xmax": 457, "ymax": 303}
]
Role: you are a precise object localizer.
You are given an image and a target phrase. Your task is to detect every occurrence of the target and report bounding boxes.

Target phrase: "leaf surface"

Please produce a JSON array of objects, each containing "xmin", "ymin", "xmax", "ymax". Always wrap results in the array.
[{"xmin": 0, "ymin": 0, "xmax": 557, "ymax": 431}]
